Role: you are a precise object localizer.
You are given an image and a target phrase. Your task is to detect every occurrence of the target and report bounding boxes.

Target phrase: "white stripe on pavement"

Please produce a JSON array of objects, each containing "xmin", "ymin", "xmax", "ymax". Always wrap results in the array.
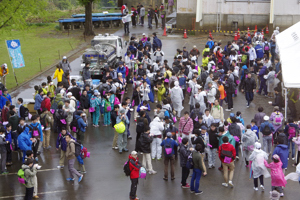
[
  {"xmin": 0, "ymin": 168, "xmax": 60, "ymax": 176},
  {"xmin": 0, "ymin": 190, "xmax": 67, "ymax": 199}
]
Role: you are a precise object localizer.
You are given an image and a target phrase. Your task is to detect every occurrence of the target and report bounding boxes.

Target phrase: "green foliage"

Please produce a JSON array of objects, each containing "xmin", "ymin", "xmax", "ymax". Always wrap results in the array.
[{"xmin": 0, "ymin": 0, "xmax": 47, "ymax": 30}]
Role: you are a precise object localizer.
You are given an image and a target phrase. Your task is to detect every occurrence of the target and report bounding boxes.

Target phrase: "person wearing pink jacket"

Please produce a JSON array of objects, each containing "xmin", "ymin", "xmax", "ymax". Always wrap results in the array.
[
  {"xmin": 179, "ymin": 111, "xmax": 194, "ymax": 148},
  {"xmin": 264, "ymin": 154, "xmax": 287, "ymax": 197}
]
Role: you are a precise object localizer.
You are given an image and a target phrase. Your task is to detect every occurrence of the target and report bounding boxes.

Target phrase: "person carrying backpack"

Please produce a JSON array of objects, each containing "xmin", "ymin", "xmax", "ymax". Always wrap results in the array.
[
  {"xmin": 284, "ymin": 118, "xmax": 299, "ymax": 160},
  {"xmin": 74, "ymin": 111, "xmax": 87, "ymax": 144},
  {"xmin": 65, "ymin": 134, "xmax": 83, "ymax": 183},
  {"xmin": 22, "ymin": 159, "xmax": 38, "ymax": 200},
  {"xmin": 260, "ymin": 116, "xmax": 275, "ymax": 154},
  {"xmin": 180, "ymin": 137, "xmax": 193, "ymax": 189},
  {"xmin": 269, "ymin": 106, "xmax": 283, "ymax": 133},
  {"xmin": 127, "ymin": 151, "xmax": 141, "ymax": 200},
  {"xmin": 40, "ymin": 108, "xmax": 52, "ymax": 150},
  {"xmin": 55, "ymin": 105, "xmax": 67, "ymax": 134},
  {"xmin": 160, "ymin": 132, "xmax": 178, "ymax": 181},
  {"xmin": 29, "ymin": 115, "xmax": 43, "ymax": 159},
  {"xmin": 56, "ymin": 127, "xmax": 75, "ymax": 169}
]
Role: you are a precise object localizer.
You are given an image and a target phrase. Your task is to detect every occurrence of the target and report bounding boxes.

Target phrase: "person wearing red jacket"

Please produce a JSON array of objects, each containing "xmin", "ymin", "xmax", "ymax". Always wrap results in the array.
[
  {"xmin": 129, "ymin": 151, "xmax": 141, "ymax": 200},
  {"xmin": 218, "ymin": 136, "xmax": 236, "ymax": 188},
  {"xmin": 41, "ymin": 92, "xmax": 51, "ymax": 111}
]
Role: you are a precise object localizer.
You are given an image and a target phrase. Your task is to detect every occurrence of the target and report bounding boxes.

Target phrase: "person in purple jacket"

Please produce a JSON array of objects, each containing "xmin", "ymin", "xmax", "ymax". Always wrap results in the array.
[
  {"xmin": 257, "ymin": 63, "xmax": 268, "ymax": 96},
  {"xmin": 56, "ymin": 127, "xmax": 75, "ymax": 169}
]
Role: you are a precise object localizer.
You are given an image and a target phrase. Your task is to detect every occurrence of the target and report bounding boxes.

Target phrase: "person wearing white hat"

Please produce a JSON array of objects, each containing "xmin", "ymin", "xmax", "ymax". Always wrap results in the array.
[
  {"xmin": 128, "ymin": 150, "xmax": 141, "ymax": 200},
  {"xmin": 141, "ymin": 33, "xmax": 147, "ymax": 43},
  {"xmin": 194, "ymin": 85, "xmax": 207, "ymax": 114},
  {"xmin": 0, "ymin": 63, "xmax": 9, "ymax": 87},
  {"xmin": 60, "ymin": 56, "xmax": 71, "ymax": 73},
  {"xmin": 66, "ymin": 92, "xmax": 76, "ymax": 109},
  {"xmin": 170, "ymin": 81, "xmax": 184, "ymax": 117},
  {"xmin": 90, "ymin": 90, "xmax": 101, "ymax": 127},
  {"xmin": 63, "ymin": 99, "xmax": 75, "ymax": 132},
  {"xmin": 260, "ymin": 115, "xmax": 275, "ymax": 154},
  {"xmin": 249, "ymin": 142, "xmax": 270, "ymax": 191}
]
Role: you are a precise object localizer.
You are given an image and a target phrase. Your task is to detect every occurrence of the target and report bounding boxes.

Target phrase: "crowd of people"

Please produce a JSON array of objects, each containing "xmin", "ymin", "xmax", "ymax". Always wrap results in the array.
[{"xmin": 1, "ymin": 28, "xmax": 300, "ymax": 200}]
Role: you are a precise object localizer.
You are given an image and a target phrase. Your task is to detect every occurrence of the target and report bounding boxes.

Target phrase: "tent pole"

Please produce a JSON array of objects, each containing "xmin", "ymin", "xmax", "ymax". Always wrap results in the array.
[{"xmin": 284, "ymin": 88, "xmax": 287, "ymax": 121}]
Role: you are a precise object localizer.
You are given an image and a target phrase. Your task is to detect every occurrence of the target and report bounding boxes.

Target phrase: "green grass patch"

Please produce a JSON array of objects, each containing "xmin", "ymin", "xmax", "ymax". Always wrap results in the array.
[{"xmin": 0, "ymin": 23, "xmax": 82, "ymax": 89}]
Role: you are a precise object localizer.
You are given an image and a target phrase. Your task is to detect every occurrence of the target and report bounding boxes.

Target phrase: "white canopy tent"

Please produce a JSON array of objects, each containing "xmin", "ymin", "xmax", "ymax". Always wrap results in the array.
[{"xmin": 276, "ymin": 21, "xmax": 300, "ymax": 120}]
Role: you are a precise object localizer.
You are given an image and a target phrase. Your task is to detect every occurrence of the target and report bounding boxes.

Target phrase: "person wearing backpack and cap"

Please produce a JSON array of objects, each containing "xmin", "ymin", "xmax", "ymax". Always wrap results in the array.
[
  {"xmin": 22, "ymin": 159, "xmax": 38, "ymax": 199},
  {"xmin": 269, "ymin": 106, "xmax": 284, "ymax": 134},
  {"xmin": 128, "ymin": 150, "xmax": 141, "ymax": 200},
  {"xmin": 160, "ymin": 132, "xmax": 178, "ymax": 181},
  {"xmin": 65, "ymin": 134, "xmax": 83, "ymax": 183},
  {"xmin": 260, "ymin": 115, "xmax": 275, "ymax": 155}
]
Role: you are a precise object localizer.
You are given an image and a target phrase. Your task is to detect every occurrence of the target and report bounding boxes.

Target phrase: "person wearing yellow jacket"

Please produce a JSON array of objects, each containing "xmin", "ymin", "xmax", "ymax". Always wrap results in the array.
[
  {"xmin": 53, "ymin": 64, "xmax": 64, "ymax": 85},
  {"xmin": 155, "ymin": 82, "xmax": 166, "ymax": 104},
  {"xmin": 202, "ymin": 45, "xmax": 210, "ymax": 56},
  {"xmin": 0, "ymin": 63, "xmax": 9, "ymax": 87}
]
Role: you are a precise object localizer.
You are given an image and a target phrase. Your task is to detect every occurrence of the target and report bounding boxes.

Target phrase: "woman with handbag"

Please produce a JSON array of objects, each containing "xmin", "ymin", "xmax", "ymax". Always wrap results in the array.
[{"xmin": 242, "ymin": 125, "xmax": 258, "ymax": 167}]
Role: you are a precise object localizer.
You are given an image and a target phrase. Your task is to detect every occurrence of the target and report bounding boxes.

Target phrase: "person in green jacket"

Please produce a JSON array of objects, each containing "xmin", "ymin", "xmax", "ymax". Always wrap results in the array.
[
  {"xmin": 22, "ymin": 159, "xmax": 38, "ymax": 199},
  {"xmin": 202, "ymin": 45, "xmax": 210, "ymax": 56},
  {"xmin": 218, "ymin": 126, "xmax": 236, "ymax": 147}
]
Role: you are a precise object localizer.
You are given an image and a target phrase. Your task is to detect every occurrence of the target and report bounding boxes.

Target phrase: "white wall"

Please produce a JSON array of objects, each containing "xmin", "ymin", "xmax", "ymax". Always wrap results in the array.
[
  {"xmin": 274, "ymin": 0, "xmax": 300, "ymax": 15},
  {"xmin": 177, "ymin": 0, "xmax": 197, "ymax": 13},
  {"xmin": 202, "ymin": 0, "xmax": 270, "ymax": 14}
]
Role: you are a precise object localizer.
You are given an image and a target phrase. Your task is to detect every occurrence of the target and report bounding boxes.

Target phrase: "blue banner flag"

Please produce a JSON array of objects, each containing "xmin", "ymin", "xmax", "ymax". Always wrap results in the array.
[{"xmin": 6, "ymin": 39, "xmax": 25, "ymax": 68}]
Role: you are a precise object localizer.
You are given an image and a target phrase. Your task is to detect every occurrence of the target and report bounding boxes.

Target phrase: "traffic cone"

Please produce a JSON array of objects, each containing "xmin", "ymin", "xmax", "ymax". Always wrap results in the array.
[
  {"xmin": 247, "ymin": 27, "xmax": 250, "ymax": 37},
  {"xmin": 162, "ymin": 26, "xmax": 167, "ymax": 36},
  {"xmin": 262, "ymin": 30, "xmax": 264, "ymax": 38},
  {"xmin": 209, "ymin": 30, "xmax": 213, "ymax": 39},
  {"xmin": 266, "ymin": 25, "xmax": 269, "ymax": 34},
  {"xmin": 234, "ymin": 31, "xmax": 237, "ymax": 40},
  {"xmin": 254, "ymin": 25, "xmax": 257, "ymax": 34},
  {"xmin": 183, "ymin": 29, "xmax": 188, "ymax": 39},
  {"xmin": 237, "ymin": 28, "xmax": 240, "ymax": 40}
]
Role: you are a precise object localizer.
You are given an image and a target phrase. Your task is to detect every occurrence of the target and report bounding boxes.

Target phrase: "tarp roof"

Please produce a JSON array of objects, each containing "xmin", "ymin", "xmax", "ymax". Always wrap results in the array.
[{"xmin": 276, "ymin": 21, "xmax": 300, "ymax": 88}]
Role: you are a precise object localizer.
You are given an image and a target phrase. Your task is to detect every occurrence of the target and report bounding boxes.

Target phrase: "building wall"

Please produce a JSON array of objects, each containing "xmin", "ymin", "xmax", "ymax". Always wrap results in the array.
[{"xmin": 177, "ymin": 0, "xmax": 197, "ymax": 13}]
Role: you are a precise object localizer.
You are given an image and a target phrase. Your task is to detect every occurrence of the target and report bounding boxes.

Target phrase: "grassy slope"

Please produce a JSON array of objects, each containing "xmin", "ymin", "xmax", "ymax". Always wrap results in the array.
[{"xmin": 0, "ymin": 24, "xmax": 81, "ymax": 89}]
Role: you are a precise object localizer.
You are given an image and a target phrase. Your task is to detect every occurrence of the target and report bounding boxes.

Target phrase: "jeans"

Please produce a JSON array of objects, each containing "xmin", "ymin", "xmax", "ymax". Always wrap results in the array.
[
  {"xmin": 271, "ymin": 186, "xmax": 283, "ymax": 193},
  {"xmin": 254, "ymin": 175, "xmax": 264, "ymax": 187},
  {"xmin": 263, "ymin": 135, "xmax": 273, "ymax": 154},
  {"xmin": 258, "ymin": 79, "xmax": 267, "ymax": 95},
  {"xmin": 24, "ymin": 187, "xmax": 34, "ymax": 200},
  {"xmin": 11, "ymin": 131, "xmax": 18, "ymax": 150},
  {"xmin": 190, "ymin": 168, "xmax": 202, "ymax": 193},
  {"xmin": 235, "ymin": 142, "xmax": 240, "ymax": 157},
  {"xmin": 130, "ymin": 178, "xmax": 138, "ymax": 199},
  {"xmin": 124, "ymin": 22, "xmax": 129, "ymax": 33},
  {"xmin": 181, "ymin": 166, "xmax": 190, "ymax": 186},
  {"xmin": 222, "ymin": 162, "xmax": 235, "ymax": 183},
  {"xmin": 288, "ymin": 138, "xmax": 295, "ymax": 158},
  {"xmin": 245, "ymin": 92, "xmax": 254, "ymax": 106},
  {"xmin": 207, "ymin": 148, "xmax": 217, "ymax": 167},
  {"xmin": 68, "ymin": 158, "xmax": 82, "ymax": 179},
  {"xmin": 148, "ymin": 17, "xmax": 152, "ymax": 28},
  {"xmin": 117, "ymin": 131, "xmax": 128, "ymax": 150},
  {"xmin": 135, "ymin": 131, "xmax": 142, "ymax": 151},
  {"xmin": 141, "ymin": 16, "xmax": 144, "ymax": 25},
  {"xmin": 0, "ymin": 152, "xmax": 6, "ymax": 172},
  {"xmin": 164, "ymin": 155, "xmax": 175, "ymax": 179}
]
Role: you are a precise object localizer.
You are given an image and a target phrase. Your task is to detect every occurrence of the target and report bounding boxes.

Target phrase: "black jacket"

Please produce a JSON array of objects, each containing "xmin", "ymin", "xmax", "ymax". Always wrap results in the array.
[
  {"xmin": 225, "ymin": 78, "xmax": 235, "ymax": 93},
  {"xmin": 139, "ymin": 132, "xmax": 153, "ymax": 153},
  {"xmin": 272, "ymin": 93, "xmax": 284, "ymax": 110},
  {"xmin": 69, "ymin": 86, "xmax": 81, "ymax": 101},
  {"xmin": 17, "ymin": 124, "xmax": 28, "ymax": 135},
  {"xmin": 179, "ymin": 143, "xmax": 191, "ymax": 167},
  {"xmin": 19, "ymin": 105, "xmax": 26, "ymax": 119},
  {"xmin": 223, "ymin": 58, "xmax": 230, "ymax": 73},
  {"xmin": 132, "ymin": 90, "xmax": 141, "ymax": 106},
  {"xmin": 62, "ymin": 74, "xmax": 69, "ymax": 89},
  {"xmin": 80, "ymin": 95, "xmax": 89, "ymax": 109},
  {"xmin": 137, "ymin": 68, "xmax": 146, "ymax": 76},
  {"xmin": 191, "ymin": 135, "xmax": 205, "ymax": 153},
  {"xmin": 208, "ymin": 129, "xmax": 219, "ymax": 149},
  {"xmin": 111, "ymin": 110, "xmax": 118, "ymax": 127},
  {"xmin": 242, "ymin": 77, "xmax": 256, "ymax": 92},
  {"xmin": 228, "ymin": 123, "xmax": 241, "ymax": 137}
]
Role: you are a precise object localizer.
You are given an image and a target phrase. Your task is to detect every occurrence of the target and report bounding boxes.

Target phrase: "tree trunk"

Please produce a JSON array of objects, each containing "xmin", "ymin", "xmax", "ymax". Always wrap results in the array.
[{"xmin": 84, "ymin": 1, "xmax": 95, "ymax": 36}]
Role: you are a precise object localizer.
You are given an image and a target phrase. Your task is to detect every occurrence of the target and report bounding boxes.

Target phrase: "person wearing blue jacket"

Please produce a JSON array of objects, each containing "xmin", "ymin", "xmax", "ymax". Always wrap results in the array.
[
  {"xmin": 161, "ymin": 132, "xmax": 178, "ymax": 180},
  {"xmin": 152, "ymin": 33, "xmax": 162, "ymax": 52},
  {"xmin": 17, "ymin": 126, "xmax": 33, "ymax": 163},
  {"xmin": 257, "ymin": 63, "xmax": 268, "ymax": 96},
  {"xmin": 272, "ymin": 137, "xmax": 289, "ymax": 172},
  {"xmin": 56, "ymin": 127, "xmax": 75, "ymax": 169},
  {"xmin": 5, "ymin": 123, "xmax": 12, "ymax": 165},
  {"xmin": 117, "ymin": 62, "xmax": 126, "ymax": 78},
  {"xmin": 260, "ymin": 116, "xmax": 275, "ymax": 154},
  {"xmin": 254, "ymin": 42, "xmax": 264, "ymax": 59},
  {"xmin": 29, "ymin": 115, "xmax": 43, "ymax": 158},
  {"xmin": 0, "ymin": 88, "xmax": 12, "ymax": 110},
  {"xmin": 206, "ymin": 37, "xmax": 214, "ymax": 49},
  {"xmin": 75, "ymin": 111, "xmax": 87, "ymax": 144},
  {"xmin": 34, "ymin": 89, "xmax": 43, "ymax": 114}
]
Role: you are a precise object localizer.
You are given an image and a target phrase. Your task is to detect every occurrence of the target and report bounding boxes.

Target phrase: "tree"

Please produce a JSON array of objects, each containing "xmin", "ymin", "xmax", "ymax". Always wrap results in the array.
[
  {"xmin": 0, "ymin": 0, "xmax": 47, "ymax": 30},
  {"xmin": 78, "ymin": 0, "xmax": 98, "ymax": 36}
]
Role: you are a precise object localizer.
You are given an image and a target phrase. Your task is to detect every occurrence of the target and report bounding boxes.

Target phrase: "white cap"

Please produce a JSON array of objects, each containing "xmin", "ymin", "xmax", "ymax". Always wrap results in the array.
[
  {"xmin": 131, "ymin": 151, "xmax": 137, "ymax": 155},
  {"xmin": 174, "ymin": 81, "xmax": 179, "ymax": 86},
  {"xmin": 142, "ymin": 33, "xmax": 146, "ymax": 36},
  {"xmin": 67, "ymin": 92, "xmax": 72, "ymax": 96},
  {"xmin": 263, "ymin": 115, "xmax": 269, "ymax": 121},
  {"xmin": 2, "ymin": 63, "xmax": 7, "ymax": 68},
  {"xmin": 63, "ymin": 56, "xmax": 67, "ymax": 59},
  {"xmin": 118, "ymin": 72, "xmax": 122, "ymax": 76},
  {"xmin": 195, "ymin": 84, "xmax": 202, "ymax": 89},
  {"xmin": 255, "ymin": 142, "xmax": 261, "ymax": 149},
  {"xmin": 193, "ymin": 45, "xmax": 197, "ymax": 48}
]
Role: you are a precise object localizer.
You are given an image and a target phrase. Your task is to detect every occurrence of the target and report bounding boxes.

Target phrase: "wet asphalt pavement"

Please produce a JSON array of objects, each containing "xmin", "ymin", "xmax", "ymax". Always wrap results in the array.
[{"xmin": 1, "ymin": 23, "xmax": 299, "ymax": 200}]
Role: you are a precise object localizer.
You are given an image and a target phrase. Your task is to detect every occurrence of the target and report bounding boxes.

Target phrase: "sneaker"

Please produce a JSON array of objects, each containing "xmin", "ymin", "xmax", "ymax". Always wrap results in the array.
[
  {"xmin": 35, "ymin": 157, "xmax": 39, "ymax": 162},
  {"xmin": 119, "ymin": 150, "xmax": 122, "ymax": 154},
  {"xmin": 57, "ymin": 165, "xmax": 64, "ymax": 169},
  {"xmin": 128, "ymin": 136, "xmax": 132, "ymax": 139},
  {"xmin": 114, "ymin": 147, "xmax": 119, "ymax": 150},
  {"xmin": 288, "ymin": 158, "xmax": 289, "ymax": 160},
  {"xmin": 253, "ymin": 187, "xmax": 258, "ymax": 191},
  {"xmin": 236, "ymin": 156, "xmax": 239, "ymax": 160},
  {"xmin": 222, "ymin": 183, "xmax": 228, "ymax": 187},
  {"xmin": 123, "ymin": 148, "xmax": 129, "ymax": 152},
  {"xmin": 149, "ymin": 170, "xmax": 157, "ymax": 175},
  {"xmin": 163, "ymin": 177, "xmax": 168, "ymax": 181},
  {"xmin": 218, "ymin": 167, "xmax": 223, "ymax": 171},
  {"xmin": 33, "ymin": 195, "xmax": 39, "ymax": 199},
  {"xmin": 280, "ymin": 193, "xmax": 284, "ymax": 197},
  {"xmin": 247, "ymin": 105, "xmax": 249, "ymax": 108},
  {"xmin": 36, "ymin": 165, "xmax": 42, "ymax": 170},
  {"xmin": 190, "ymin": 190, "xmax": 195, "ymax": 193},
  {"xmin": 212, "ymin": 165, "xmax": 215, "ymax": 168},
  {"xmin": 260, "ymin": 185, "xmax": 264, "ymax": 191},
  {"xmin": 195, "ymin": 191, "xmax": 203, "ymax": 195},
  {"xmin": 292, "ymin": 163, "xmax": 297, "ymax": 167},
  {"xmin": 228, "ymin": 181, "xmax": 234, "ymax": 188},
  {"xmin": 182, "ymin": 184, "xmax": 190, "ymax": 188},
  {"xmin": 208, "ymin": 166, "xmax": 212, "ymax": 169},
  {"xmin": 140, "ymin": 152, "xmax": 143, "ymax": 155},
  {"xmin": 152, "ymin": 158, "xmax": 155, "ymax": 160},
  {"xmin": 225, "ymin": 109, "xmax": 231, "ymax": 111},
  {"xmin": 66, "ymin": 178, "xmax": 75, "ymax": 181},
  {"xmin": 78, "ymin": 175, "xmax": 83, "ymax": 183},
  {"xmin": 157, "ymin": 158, "xmax": 162, "ymax": 161},
  {"xmin": 46, "ymin": 146, "xmax": 52, "ymax": 149},
  {"xmin": 292, "ymin": 157, "xmax": 295, "ymax": 160},
  {"xmin": 81, "ymin": 171, "xmax": 87, "ymax": 174}
]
